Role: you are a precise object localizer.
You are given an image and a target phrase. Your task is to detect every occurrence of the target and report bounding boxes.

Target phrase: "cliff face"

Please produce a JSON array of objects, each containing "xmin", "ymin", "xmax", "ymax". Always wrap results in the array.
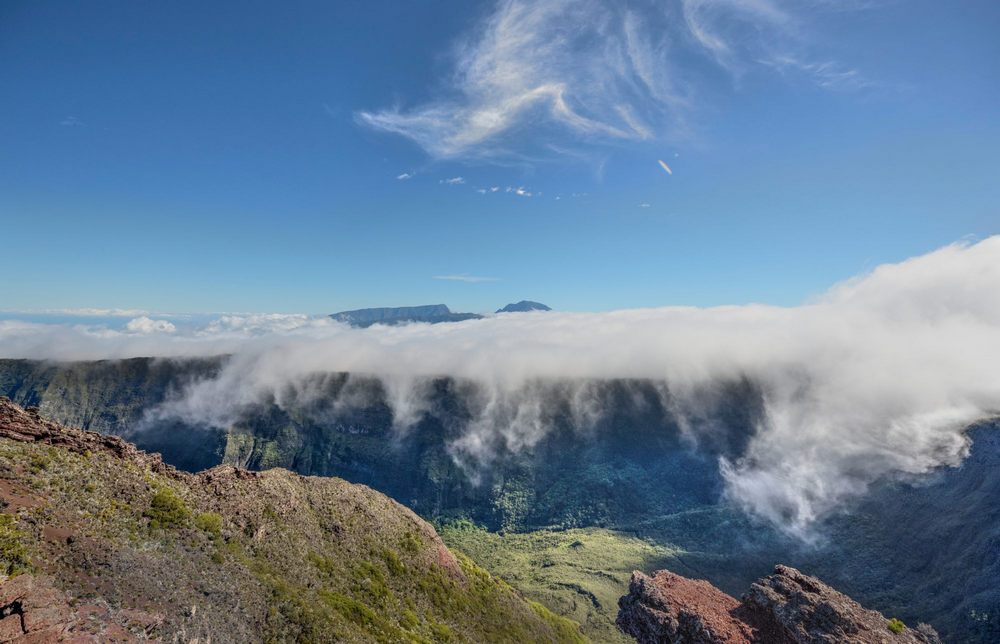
[
  {"xmin": 0, "ymin": 360, "xmax": 749, "ymax": 531},
  {"xmin": 0, "ymin": 357, "xmax": 226, "ymax": 471},
  {"xmin": 0, "ymin": 398, "xmax": 583, "ymax": 643},
  {"xmin": 617, "ymin": 566, "xmax": 941, "ymax": 644}
]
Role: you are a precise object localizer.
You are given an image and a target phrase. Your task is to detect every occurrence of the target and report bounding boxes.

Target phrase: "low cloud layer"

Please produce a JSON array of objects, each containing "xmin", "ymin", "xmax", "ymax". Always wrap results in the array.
[{"xmin": 2, "ymin": 237, "xmax": 999, "ymax": 537}]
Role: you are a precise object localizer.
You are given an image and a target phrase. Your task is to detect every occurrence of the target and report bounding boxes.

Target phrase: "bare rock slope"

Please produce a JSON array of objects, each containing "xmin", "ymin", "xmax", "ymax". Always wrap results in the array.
[{"xmin": 618, "ymin": 565, "xmax": 941, "ymax": 644}]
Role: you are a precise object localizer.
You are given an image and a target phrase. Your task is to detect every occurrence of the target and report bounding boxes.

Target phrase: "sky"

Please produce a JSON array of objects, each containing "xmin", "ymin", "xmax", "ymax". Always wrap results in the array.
[{"xmin": 0, "ymin": 0, "xmax": 998, "ymax": 315}]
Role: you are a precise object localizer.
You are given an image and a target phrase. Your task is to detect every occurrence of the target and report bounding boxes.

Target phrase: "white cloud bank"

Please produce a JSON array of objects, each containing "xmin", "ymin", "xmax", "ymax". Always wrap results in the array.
[
  {"xmin": 124, "ymin": 317, "xmax": 177, "ymax": 334},
  {"xmin": 1, "ymin": 237, "xmax": 999, "ymax": 537},
  {"xmin": 357, "ymin": 0, "xmax": 868, "ymax": 160}
]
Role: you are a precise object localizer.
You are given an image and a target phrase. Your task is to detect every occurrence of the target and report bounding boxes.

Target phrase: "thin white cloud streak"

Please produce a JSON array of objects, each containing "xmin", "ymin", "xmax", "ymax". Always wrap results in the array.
[
  {"xmin": 658, "ymin": 159, "xmax": 673, "ymax": 175},
  {"xmin": 762, "ymin": 55, "xmax": 875, "ymax": 91},
  {"xmin": 440, "ymin": 176, "xmax": 465, "ymax": 185},
  {"xmin": 432, "ymin": 275, "xmax": 501, "ymax": 283},
  {"xmin": 397, "ymin": 172, "xmax": 414, "ymax": 180},
  {"xmin": 2, "ymin": 238, "xmax": 999, "ymax": 538},
  {"xmin": 357, "ymin": 0, "xmax": 867, "ymax": 160},
  {"xmin": 0, "ymin": 308, "xmax": 153, "ymax": 317}
]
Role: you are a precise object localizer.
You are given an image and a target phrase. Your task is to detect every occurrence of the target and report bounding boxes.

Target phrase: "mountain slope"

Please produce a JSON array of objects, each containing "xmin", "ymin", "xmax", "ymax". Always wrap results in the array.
[{"xmin": 0, "ymin": 398, "xmax": 584, "ymax": 643}]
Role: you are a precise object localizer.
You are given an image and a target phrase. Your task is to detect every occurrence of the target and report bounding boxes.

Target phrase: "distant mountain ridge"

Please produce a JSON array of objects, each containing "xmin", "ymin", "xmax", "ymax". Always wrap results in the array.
[
  {"xmin": 331, "ymin": 301, "xmax": 552, "ymax": 327},
  {"xmin": 496, "ymin": 300, "xmax": 551, "ymax": 313},
  {"xmin": 330, "ymin": 304, "xmax": 483, "ymax": 327}
]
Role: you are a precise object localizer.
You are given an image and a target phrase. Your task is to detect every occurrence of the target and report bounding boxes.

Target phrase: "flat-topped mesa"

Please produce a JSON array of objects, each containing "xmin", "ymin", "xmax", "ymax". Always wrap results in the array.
[
  {"xmin": 329, "ymin": 304, "xmax": 483, "ymax": 327},
  {"xmin": 0, "ymin": 396, "xmax": 175, "ymax": 477},
  {"xmin": 617, "ymin": 565, "xmax": 942, "ymax": 644}
]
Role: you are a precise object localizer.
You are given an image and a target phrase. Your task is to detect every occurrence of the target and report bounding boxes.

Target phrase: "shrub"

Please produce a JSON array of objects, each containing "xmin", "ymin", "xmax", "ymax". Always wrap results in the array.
[
  {"xmin": 194, "ymin": 512, "xmax": 223, "ymax": 538},
  {"xmin": 888, "ymin": 617, "xmax": 906, "ymax": 634},
  {"xmin": 400, "ymin": 531, "xmax": 422, "ymax": 555},
  {"xmin": 28, "ymin": 452, "xmax": 51, "ymax": 472},
  {"xmin": 429, "ymin": 621, "xmax": 453, "ymax": 642},
  {"xmin": 0, "ymin": 514, "xmax": 31, "ymax": 577},
  {"xmin": 382, "ymin": 548, "xmax": 405, "ymax": 576},
  {"xmin": 144, "ymin": 487, "xmax": 190, "ymax": 530},
  {"xmin": 353, "ymin": 561, "xmax": 391, "ymax": 604}
]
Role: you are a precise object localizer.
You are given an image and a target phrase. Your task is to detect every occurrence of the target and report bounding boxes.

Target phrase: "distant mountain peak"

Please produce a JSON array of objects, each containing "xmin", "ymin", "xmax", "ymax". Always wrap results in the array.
[{"xmin": 496, "ymin": 300, "xmax": 551, "ymax": 313}]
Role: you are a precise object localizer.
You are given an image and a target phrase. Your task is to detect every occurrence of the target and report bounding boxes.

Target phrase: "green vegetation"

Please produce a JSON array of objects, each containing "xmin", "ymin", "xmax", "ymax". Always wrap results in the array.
[
  {"xmin": 382, "ymin": 547, "xmax": 405, "ymax": 575},
  {"xmin": 0, "ymin": 513, "xmax": 31, "ymax": 577},
  {"xmin": 440, "ymin": 520, "xmax": 682, "ymax": 642},
  {"xmin": 194, "ymin": 511, "xmax": 223, "ymax": 538},
  {"xmin": 28, "ymin": 450, "xmax": 52, "ymax": 472},
  {"xmin": 888, "ymin": 617, "xmax": 906, "ymax": 634},
  {"xmin": 292, "ymin": 535, "xmax": 585, "ymax": 642},
  {"xmin": 144, "ymin": 486, "xmax": 191, "ymax": 530}
]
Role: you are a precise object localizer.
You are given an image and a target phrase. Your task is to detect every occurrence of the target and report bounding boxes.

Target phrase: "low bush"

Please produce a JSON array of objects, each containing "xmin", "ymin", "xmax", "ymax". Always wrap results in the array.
[
  {"xmin": 0, "ymin": 514, "xmax": 31, "ymax": 577},
  {"xmin": 144, "ymin": 487, "xmax": 190, "ymax": 530}
]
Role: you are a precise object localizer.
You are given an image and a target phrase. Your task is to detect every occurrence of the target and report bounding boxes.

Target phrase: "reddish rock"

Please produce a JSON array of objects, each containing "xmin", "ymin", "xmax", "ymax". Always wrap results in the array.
[
  {"xmin": 617, "ymin": 570, "xmax": 757, "ymax": 643},
  {"xmin": 617, "ymin": 565, "xmax": 942, "ymax": 644},
  {"xmin": 0, "ymin": 575, "xmax": 74, "ymax": 642},
  {"xmin": 0, "ymin": 397, "xmax": 177, "ymax": 478}
]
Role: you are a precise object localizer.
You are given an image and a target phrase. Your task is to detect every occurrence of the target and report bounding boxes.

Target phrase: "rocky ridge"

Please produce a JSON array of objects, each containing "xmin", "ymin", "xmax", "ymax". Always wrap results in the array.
[
  {"xmin": 0, "ymin": 397, "xmax": 583, "ymax": 643},
  {"xmin": 617, "ymin": 565, "xmax": 941, "ymax": 644}
]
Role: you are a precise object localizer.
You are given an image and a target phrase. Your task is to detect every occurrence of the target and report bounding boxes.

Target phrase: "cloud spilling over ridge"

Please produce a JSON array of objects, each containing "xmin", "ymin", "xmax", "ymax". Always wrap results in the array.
[
  {"xmin": 357, "ymin": 0, "xmax": 867, "ymax": 159},
  {"xmin": 2, "ymin": 238, "xmax": 999, "ymax": 537}
]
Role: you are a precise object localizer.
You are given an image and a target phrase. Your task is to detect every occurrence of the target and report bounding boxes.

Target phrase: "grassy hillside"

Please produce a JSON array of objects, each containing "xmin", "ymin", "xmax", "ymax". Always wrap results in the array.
[
  {"xmin": 0, "ymin": 399, "xmax": 584, "ymax": 643},
  {"xmin": 440, "ymin": 522, "xmax": 684, "ymax": 643}
]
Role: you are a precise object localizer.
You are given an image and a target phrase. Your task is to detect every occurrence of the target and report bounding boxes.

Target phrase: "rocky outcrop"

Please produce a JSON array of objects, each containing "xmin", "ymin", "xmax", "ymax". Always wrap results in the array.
[
  {"xmin": 0, "ymin": 573, "xmax": 153, "ymax": 642},
  {"xmin": 617, "ymin": 565, "xmax": 941, "ymax": 644},
  {"xmin": 616, "ymin": 569, "xmax": 756, "ymax": 643},
  {"xmin": 0, "ymin": 396, "xmax": 176, "ymax": 476},
  {"xmin": 0, "ymin": 574, "xmax": 76, "ymax": 642}
]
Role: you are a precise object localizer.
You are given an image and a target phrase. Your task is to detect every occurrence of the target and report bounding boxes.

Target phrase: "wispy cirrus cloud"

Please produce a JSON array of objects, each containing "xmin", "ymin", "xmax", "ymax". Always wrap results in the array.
[
  {"xmin": 357, "ymin": 0, "xmax": 869, "ymax": 161},
  {"xmin": 432, "ymin": 274, "xmax": 500, "ymax": 283},
  {"xmin": 762, "ymin": 55, "xmax": 875, "ymax": 91}
]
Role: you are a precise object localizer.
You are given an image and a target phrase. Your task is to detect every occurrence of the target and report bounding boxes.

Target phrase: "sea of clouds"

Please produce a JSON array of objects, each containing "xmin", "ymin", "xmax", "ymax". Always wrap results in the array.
[{"xmin": 2, "ymin": 237, "xmax": 999, "ymax": 537}]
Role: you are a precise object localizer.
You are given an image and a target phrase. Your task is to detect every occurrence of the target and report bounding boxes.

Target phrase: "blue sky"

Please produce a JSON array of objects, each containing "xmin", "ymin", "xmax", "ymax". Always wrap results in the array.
[{"xmin": 0, "ymin": 0, "xmax": 997, "ymax": 315}]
